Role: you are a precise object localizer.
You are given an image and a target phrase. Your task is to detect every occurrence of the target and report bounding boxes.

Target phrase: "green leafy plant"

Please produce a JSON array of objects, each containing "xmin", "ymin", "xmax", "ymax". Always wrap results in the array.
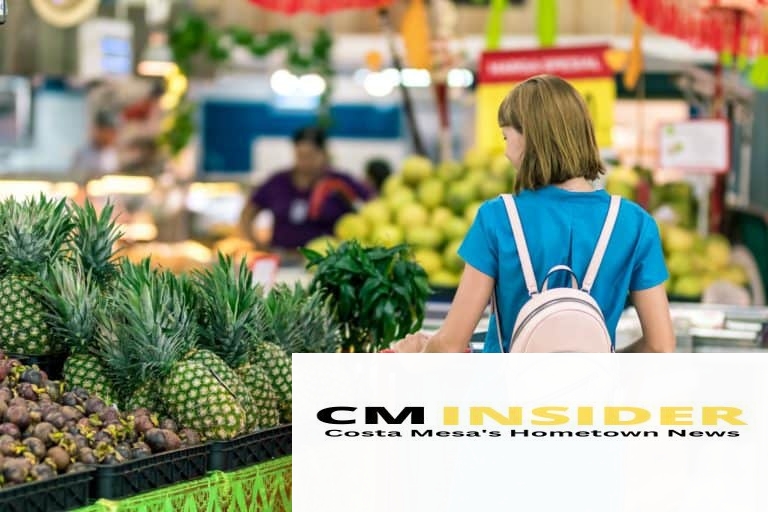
[
  {"xmin": 164, "ymin": 14, "xmax": 336, "ymax": 155},
  {"xmin": 300, "ymin": 241, "xmax": 431, "ymax": 353}
]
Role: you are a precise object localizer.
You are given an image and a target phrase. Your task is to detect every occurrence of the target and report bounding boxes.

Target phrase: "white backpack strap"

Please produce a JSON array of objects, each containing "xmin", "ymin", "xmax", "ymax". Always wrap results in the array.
[
  {"xmin": 581, "ymin": 195, "xmax": 621, "ymax": 293},
  {"xmin": 500, "ymin": 194, "xmax": 539, "ymax": 296}
]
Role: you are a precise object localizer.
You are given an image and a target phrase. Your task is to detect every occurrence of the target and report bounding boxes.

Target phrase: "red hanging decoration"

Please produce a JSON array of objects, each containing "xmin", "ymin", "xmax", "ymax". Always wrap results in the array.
[
  {"xmin": 628, "ymin": 0, "xmax": 768, "ymax": 58},
  {"xmin": 248, "ymin": 0, "xmax": 394, "ymax": 15}
]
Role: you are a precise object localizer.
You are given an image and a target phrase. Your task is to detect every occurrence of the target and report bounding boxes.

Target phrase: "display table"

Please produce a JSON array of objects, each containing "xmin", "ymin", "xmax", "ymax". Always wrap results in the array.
[{"xmin": 68, "ymin": 456, "xmax": 291, "ymax": 512}]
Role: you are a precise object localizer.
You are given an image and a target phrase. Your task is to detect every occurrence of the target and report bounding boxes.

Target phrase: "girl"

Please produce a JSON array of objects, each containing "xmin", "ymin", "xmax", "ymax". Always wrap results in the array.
[{"xmin": 393, "ymin": 75, "xmax": 675, "ymax": 353}]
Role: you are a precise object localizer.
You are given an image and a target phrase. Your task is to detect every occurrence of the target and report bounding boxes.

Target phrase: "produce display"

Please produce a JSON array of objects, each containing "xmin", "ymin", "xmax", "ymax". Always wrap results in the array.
[
  {"xmin": 0, "ymin": 352, "xmax": 201, "ymax": 488},
  {"xmin": 660, "ymin": 227, "xmax": 748, "ymax": 298},
  {"xmin": 0, "ymin": 194, "xmax": 307, "ymax": 493},
  {"xmin": 604, "ymin": 165, "xmax": 749, "ymax": 299},
  {"xmin": 306, "ymin": 149, "xmax": 517, "ymax": 289}
]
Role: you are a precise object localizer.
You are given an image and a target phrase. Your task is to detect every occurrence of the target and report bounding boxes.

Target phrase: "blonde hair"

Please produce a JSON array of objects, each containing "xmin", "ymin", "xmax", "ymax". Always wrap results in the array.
[{"xmin": 497, "ymin": 74, "xmax": 605, "ymax": 192}]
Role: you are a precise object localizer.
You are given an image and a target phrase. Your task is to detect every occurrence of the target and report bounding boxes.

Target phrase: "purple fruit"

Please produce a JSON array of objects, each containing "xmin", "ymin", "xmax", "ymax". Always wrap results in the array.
[
  {"xmin": 5, "ymin": 406, "xmax": 30, "ymax": 430},
  {"xmin": 30, "ymin": 463, "xmax": 55, "ymax": 480},
  {"xmin": 0, "ymin": 423, "xmax": 21, "ymax": 439},
  {"xmin": 22, "ymin": 437, "xmax": 46, "ymax": 461}
]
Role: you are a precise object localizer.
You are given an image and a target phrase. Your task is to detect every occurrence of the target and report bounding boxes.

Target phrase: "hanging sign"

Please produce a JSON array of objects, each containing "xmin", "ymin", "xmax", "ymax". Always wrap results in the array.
[
  {"xmin": 658, "ymin": 120, "xmax": 730, "ymax": 174},
  {"xmin": 475, "ymin": 45, "xmax": 617, "ymax": 153}
]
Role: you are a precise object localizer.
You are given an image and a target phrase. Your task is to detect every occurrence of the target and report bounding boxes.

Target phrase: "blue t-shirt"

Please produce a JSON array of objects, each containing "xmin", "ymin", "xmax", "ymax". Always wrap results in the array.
[{"xmin": 458, "ymin": 186, "xmax": 669, "ymax": 352}]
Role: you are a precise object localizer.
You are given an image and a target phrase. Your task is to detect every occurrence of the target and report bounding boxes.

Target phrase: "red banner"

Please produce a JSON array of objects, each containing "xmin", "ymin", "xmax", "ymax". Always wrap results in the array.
[{"xmin": 477, "ymin": 45, "xmax": 613, "ymax": 84}]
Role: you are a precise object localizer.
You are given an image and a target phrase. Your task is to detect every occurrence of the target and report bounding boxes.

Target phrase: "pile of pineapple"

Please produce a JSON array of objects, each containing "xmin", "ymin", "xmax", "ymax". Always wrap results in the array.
[{"xmin": 0, "ymin": 194, "xmax": 340, "ymax": 442}]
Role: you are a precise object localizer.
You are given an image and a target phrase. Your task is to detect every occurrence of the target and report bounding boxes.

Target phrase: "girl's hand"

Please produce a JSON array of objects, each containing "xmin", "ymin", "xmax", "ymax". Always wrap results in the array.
[{"xmin": 390, "ymin": 332, "xmax": 430, "ymax": 353}]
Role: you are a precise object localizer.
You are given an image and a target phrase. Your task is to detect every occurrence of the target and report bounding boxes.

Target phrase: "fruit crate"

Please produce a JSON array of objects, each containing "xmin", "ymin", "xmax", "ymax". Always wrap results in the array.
[
  {"xmin": 0, "ymin": 468, "xmax": 95, "ymax": 512},
  {"xmin": 209, "ymin": 424, "xmax": 292, "ymax": 472},
  {"xmin": 92, "ymin": 443, "xmax": 210, "ymax": 501}
]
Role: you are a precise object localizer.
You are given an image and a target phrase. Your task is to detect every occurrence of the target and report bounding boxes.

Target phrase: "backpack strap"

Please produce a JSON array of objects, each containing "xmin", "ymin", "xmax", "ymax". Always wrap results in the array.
[
  {"xmin": 500, "ymin": 194, "xmax": 539, "ymax": 296},
  {"xmin": 581, "ymin": 195, "xmax": 621, "ymax": 293}
]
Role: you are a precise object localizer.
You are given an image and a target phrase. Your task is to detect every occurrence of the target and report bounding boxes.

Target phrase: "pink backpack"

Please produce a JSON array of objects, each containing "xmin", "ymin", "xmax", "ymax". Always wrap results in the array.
[{"xmin": 492, "ymin": 193, "xmax": 621, "ymax": 353}]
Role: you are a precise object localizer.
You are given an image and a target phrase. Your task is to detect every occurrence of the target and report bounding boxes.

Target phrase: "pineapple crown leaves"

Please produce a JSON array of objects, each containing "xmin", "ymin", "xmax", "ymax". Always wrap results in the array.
[
  {"xmin": 103, "ymin": 260, "xmax": 199, "ymax": 389},
  {"xmin": 192, "ymin": 253, "xmax": 264, "ymax": 368},
  {"xmin": 31, "ymin": 260, "xmax": 102, "ymax": 355},
  {"xmin": 68, "ymin": 200, "xmax": 124, "ymax": 288},
  {"xmin": 259, "ymin": 282, "xmax": 342, "ymax": 354},
  {"xmin": 0, "ymin": 194, "xmax": 74, "ymax": 277}
]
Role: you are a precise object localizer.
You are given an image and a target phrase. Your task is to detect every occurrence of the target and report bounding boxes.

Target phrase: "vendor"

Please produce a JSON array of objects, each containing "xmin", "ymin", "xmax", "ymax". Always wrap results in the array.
[
  {"xmin": 70, "ymin": 110, "xmax": 120, "ymax": 185},
  {"xmin": 239, "ymin": 126, "xmax": 373, "ymax": 251}
]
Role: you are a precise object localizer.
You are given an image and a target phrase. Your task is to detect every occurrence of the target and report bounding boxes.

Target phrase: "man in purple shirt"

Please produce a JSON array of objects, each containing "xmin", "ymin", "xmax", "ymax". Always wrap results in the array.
[{"xmin": 239, "ymin": 126, "xmax": 373, "ymax": 251}]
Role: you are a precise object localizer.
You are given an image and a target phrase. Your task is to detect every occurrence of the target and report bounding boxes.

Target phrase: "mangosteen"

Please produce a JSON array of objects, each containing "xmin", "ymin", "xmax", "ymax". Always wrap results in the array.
[
  {"xmin": 76, "ymin": 417, "xmax": 90, "ymax": 429},
  {"xmin": 61, "ymin": 392, "xmax": 81, "ymax": 407},
  {"xmin": 17, "ymin": 383, "xmax": 39, "ymax": 402},
  {"xmin": 93, "ymin": 430, "xmax": 113, "ymax": 445},
  {"xmin": 0, "ymin": 423, "xmax": 21, "ymax": 439},
  {"xmin": 60, "ymin": 406, "xmax": 82, "ymax": 423},
  {"xmin": 0, "ymin": 437, "xmax": 19, "ymax": 457},
  {"xmin": 44, "ymin": 381, "xmax": 61, "ymax": 402},
  {"xmin": 2, "ymin": 457, "xmax": 31, "ymax": 484},
  {"xmin": 31, "ymin": 422, "xmax": 56, "ymax": 447},
  {"xmin": 131, "ymin": 441, "xmax": 152, "ymax": 459},
  {"xmin": 159, "ymin": 418, "xmax": 178, "ymax": 432},
  {"xmin": 5, "ymin": 405, "xmax": 30, "ymax": 430},
  {"xmin": 44, "ymin": 411, "xmax": 66, "ymax": 430},
  {"xmin": 132, "ymin": 407, "xmax": 151, "ymax": 417},
  {"xmin": 102, "ymin": 453, "xmax": 125, "ymax": 465},
  {"xmin": 8, "ymin": 397, "xmax": 27, "ymax": 409},
  {"xmin": 72, "ymin": 434, "xmax": 89, "ymax": 450},
  {"xmin": 28, "ymin": 410, "xmax": 42, "ymax": 425},
  {"xmin": 134, "ymin": 415, "xmax": 155, "ymax": 435},
  {"xmin": 180, "ymin": 428, "xmax": 201, "ymax": 446},
  {"xmin": 47, "ymin": 446, "xmax": 70, "ymax": 471},
  {"xmin": 72, "ymin": 388, "xmax": 90, "ymax": 401},
  {"xmin": 22, "ymin": 437, "xmax": 47, "ymax": 461},
  {"xmin": 0, "ymin": 388, "xmax": 10, "ymax": 403},
  {"xmin": 77, "ymin": 447, "xmax": 98, "ymax": 465},
  {"xmin": 115, "ymin": 442, "xmax": 132, "ymax": 460},
  {"xmin": 84, "ymin": 397, "xmax": 106, "ymax": 416},
  {"xmin": 100, "ymin": 407, "xmax": 119, "ymax": 423},
  {"xmin": 67, "ymin": 462, "xmax": 88, "ymax": 473},
  {"xmin": 144, "ymin": 428, "xmax": 181, "ymax": 453},
  {"xmin": 30, "ymin": 463, "xmax": 56, "ymax": 480},
  {"xmin": 20, "ymin": 369, "xmax": 45, "ymax": 387}
]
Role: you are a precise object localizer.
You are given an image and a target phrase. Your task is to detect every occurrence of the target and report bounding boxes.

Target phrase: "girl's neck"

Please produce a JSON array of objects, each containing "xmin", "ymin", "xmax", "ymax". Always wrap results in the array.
[{"xmin": 554, "ymin": 177, "xmax": 593, "ymax": 192}]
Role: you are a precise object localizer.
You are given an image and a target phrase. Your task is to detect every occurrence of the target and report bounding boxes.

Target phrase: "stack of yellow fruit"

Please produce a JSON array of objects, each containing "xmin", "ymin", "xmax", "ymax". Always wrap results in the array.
[
  {"xmin": 304, "ymin": 149, "xmax": 516, "ymax": 289},
  {"xmin": 659, "ymin": 223, "xmax": 749, "ymax": 299}
]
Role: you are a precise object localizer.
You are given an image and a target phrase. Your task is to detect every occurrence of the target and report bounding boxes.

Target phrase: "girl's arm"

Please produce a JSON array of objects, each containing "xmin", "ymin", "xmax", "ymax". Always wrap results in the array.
[
  {"xmin": 620, "ymin": 284, "xmax": 676, "ymax": 353},
  {"xmin": 418, "ymin": 264, "xmax": 494, "ymax": 353}
]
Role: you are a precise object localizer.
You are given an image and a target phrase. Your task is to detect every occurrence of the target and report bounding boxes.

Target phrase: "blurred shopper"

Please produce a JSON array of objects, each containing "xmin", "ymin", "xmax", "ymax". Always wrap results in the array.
[
  {"xmin": 239, "ymin": 126, "xmax": 373, "ymax": 251},
  {"xmin": 364, "ymin": 158, "xmax": 392, "ymax": 194},
  {"xmin": 391, "ymin": 75, "xmax": 675, "ymax": 354},
  {"xmin": 71, "ymin": 110, "xmax": 120, "ymax": 184}
]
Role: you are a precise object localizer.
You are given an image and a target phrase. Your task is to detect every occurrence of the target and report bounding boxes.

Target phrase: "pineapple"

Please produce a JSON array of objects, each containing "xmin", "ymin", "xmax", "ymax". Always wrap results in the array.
[
  {"xmin": 103, "ymin": 260, "xmax": 247, "ymax": 440},
  {"xmin": 262, "ymin": 282, "xmax": 342, "ymax": 354},
  {"xmin": 251, "ymin": 341, "xmax": 292, "ymax": 423},
  {"xmin": 39, "ymin": 200, "xmax": 123, "ymax": 404},
  {"xmin": 0, "ymin": 195, "xmax": 73, "ymax": 356},
  {"xmin": 36, "ymin": 260, "xmax": 117, "ymax": 405},
  {"xmin": 252, "ymin": 282, "xmax": 343, "ymax": 423},
  {"xmin": 193, "ymin": 255, "xmax": 280, "ymax": 429},
  {"xmin": 69, "ymin": 200, "xmax": 122, "ymax": 290}
]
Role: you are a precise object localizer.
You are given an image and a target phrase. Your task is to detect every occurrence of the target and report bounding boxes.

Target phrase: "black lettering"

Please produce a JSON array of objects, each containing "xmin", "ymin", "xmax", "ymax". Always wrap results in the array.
[
  {"xmin": 365, "ymin": 407, "xmax": 425, "ymax": 425},
  {"xmin": 412, "ymin": 429, "xmax": 434, "ymax": 437},
  {"xmin": 317, "ymin": 407, "xmax": 357, "ymax": 425},
  {"xmin": 326, "ymin": 430, "xmax": 344, "ymax": 436},
  {"xmin": 489, "ymin": 431, "xmax": 501, "ymax": 437},
  {"xmin": 727, "ymin": 431, "xmax": 740, "ymax": 437},
  {"xmin": 668, "ymin": 430, "xmax": 687, "ymax": 437}
]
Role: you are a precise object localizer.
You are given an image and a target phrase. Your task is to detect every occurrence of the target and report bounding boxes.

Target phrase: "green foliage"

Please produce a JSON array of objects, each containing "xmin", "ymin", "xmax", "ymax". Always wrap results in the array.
[{"xmin": 301, "ymin": 241, "xmax": 431, "ymax": 352}]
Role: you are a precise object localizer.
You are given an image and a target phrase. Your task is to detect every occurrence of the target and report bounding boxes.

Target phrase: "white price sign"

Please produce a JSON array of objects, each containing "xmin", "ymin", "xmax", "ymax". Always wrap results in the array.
[{"xmin": 658, "ymin": 119, "xmax": 730, "ymax": 173}]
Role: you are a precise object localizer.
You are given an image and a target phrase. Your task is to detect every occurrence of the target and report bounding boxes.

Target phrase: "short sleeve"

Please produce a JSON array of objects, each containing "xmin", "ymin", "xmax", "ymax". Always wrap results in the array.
[
  {"xmin": 457, "ymin": 201, "xmax": 498, "ymax": 279},
  {"xmin": 629, "ymin": 216, "xmax": 669, "ymax": 291},
  {"xmin": 251, "ymin": 175, "xmax": 280, "ymax": 207}
]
